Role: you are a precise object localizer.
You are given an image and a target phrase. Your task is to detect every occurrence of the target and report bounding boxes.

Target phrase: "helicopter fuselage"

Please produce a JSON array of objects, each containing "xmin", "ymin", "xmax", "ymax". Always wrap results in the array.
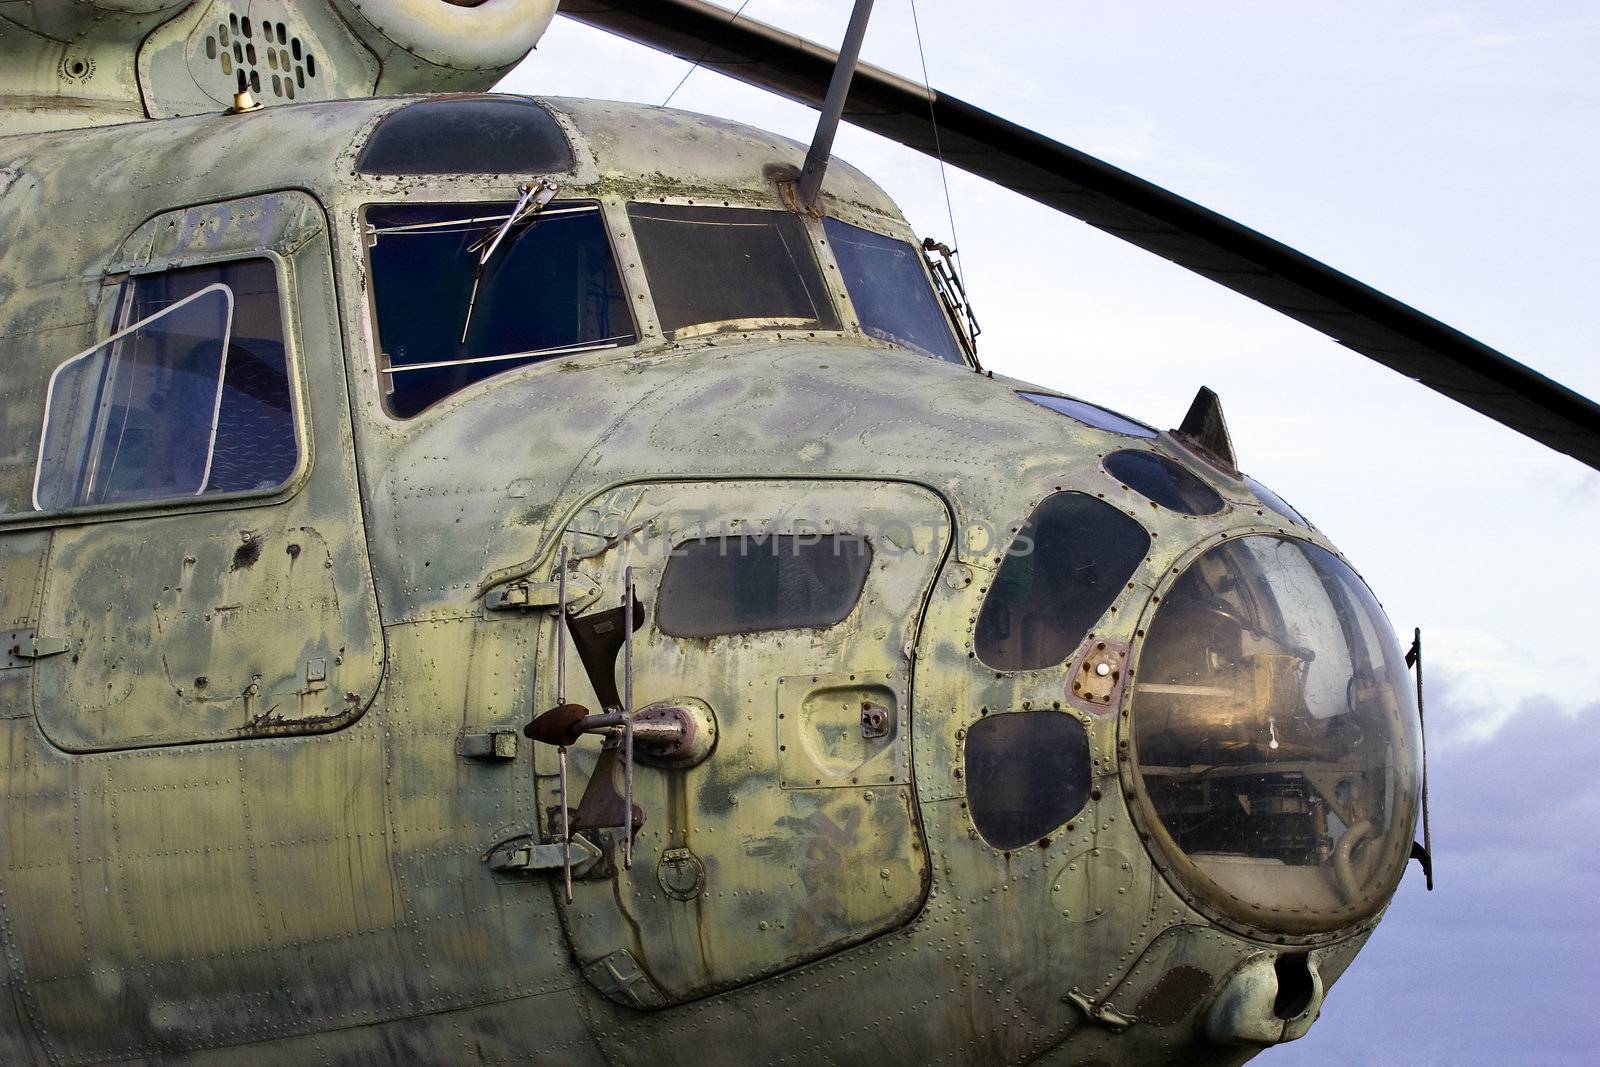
[{"xmin": 0, "ymin": 94, "xmax": 1420, "ymax": 1065}]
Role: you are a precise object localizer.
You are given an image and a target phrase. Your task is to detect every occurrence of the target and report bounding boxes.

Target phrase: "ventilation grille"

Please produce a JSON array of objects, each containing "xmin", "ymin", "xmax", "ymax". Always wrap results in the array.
[{"xmin": 203, "ymin": 12, "xmax": 317, "ymax": 102}]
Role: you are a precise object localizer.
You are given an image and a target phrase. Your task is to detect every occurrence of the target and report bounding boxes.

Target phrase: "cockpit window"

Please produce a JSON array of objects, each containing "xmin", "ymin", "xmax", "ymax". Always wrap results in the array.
[
  {"xmin": 822, "ymin": 218, "xmax": 964, "ymax": 364},
  {"xmin": 627, "ymin": 204, "xmax": 840, "ymax": 338},
  {"xmin": 975, "ymin": 492, "xmax": 1151, "ymax": 671},
  {"xmin": 365, "ymin": 201, "xmax": 635, "ymax": 418},
  {"xmin": 1131, "ymin": 536, "xmax": 1421, "ymax": 932},
  {"xmin": 657, "ymin": 534, "xmax": 871, "ymax": 638},
  {"xmin": 34, "ymin": 259, "xmax": 298, "ymax": 511}
]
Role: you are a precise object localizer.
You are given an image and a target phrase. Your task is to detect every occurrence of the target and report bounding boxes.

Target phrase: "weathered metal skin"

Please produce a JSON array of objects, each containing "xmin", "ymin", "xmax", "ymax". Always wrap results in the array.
[
  {"xmin": 0, "ymin": 95, "xmax": 1395, "ymax": 1064},
  {"xmin": 0, "ymin": 0, "xmax": 559, "ymax": 134}
]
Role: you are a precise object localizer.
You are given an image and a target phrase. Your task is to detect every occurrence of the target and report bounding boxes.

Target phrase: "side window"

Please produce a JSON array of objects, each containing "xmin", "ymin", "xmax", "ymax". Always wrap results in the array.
[
  {"xmin": 34, "ymin": 259, "xmax": 298, "ymax": 511},
  {"xmin": 657, "ymin": 534, "xmax": 873, "ymax": 637}
]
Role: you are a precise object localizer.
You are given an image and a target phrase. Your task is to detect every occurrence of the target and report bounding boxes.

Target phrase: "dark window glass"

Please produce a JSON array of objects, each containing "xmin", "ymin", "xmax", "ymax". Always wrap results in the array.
[
  {"xmin": 822, "ymin": 218, "xmax": 963, "ymax": 364},
  {"xmin": 1019, "ymin": 391, "xmax": 1157, "ymax": 438},
  {"xmin": 356, "ymin": 96, "xmax": 574, "ymax": 175},
  {"xmin": 35, "ymin": 259, "xmax": 297, "ymax": 510},
  {"xmin": 975, "ymin": 492, "xmax": 1150, "ymax": 671},
  {"xmin": 657, "ymin": 535, "xmax": 871, "ymax": 638},
  {"xmin": 366, "ymin": 201, "xmax": 635, "ymax": 417},
  {"xmin": 1245, "ymin": 474, "xmax": 1312, "ymax": 528},
  {"xmin": 627, "ymin": 204, "xmax": 840, "ymax": 337},
  {"xmin": 1104, "ymin": 450, "xmax": 1224, "ymax": 515},
  {"xmin": 965, "ymin": 712, "xmax": 1091, "ymax": 849}
]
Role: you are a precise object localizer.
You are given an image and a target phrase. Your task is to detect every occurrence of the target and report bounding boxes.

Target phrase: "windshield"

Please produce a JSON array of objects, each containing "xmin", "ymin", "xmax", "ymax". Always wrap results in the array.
[
  {"xmin": 626, "ymin": 204, "xmax": 839, "ymax": 338},
  {"xmin": 365, "ymin": 200, "xmax": 635, "ymax": 417},
  {"xmin": 823, "ymin": 218, "xmax": 964, "ymax": 364},
  {"xmin": 1130, "ymin": 536, "xmax": 1422, "ymax": 933}
]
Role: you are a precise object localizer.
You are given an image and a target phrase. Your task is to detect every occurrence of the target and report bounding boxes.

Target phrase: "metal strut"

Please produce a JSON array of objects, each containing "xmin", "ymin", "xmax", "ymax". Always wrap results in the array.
[
  {"xmin": 556, "ymin": 546, "xmax": 573, "ymax": 902},
  {"xmin": 796, "ymin": 0, "xmax": 875, "ymax": 209},
  {"xmin": 1405, "ymin": 627, "xmax": 1434, "ymax": 891},
  {"xmin": 621, "ymin": 566, "xmax": 636, "ymax": 870},
  {"xmin": 522, "ymin": 567, "xmax": 651, "ymax": 879}
]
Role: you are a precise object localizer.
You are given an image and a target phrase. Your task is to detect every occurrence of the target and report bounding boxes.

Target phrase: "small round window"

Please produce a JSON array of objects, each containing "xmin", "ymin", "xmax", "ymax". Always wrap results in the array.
[
  {"xmin": 1103, "ymin": 450, "xmax": 1224, "ymax": 515},
  {"xmin": 965, "ymin": 711, "xmax": 1091, "ymax": 849}
]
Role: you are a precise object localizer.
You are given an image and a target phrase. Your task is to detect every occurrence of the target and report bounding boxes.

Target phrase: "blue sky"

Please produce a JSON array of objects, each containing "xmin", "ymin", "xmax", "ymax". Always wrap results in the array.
[{"xmin": 504, "ymin": 3, "xmax": 1599, "ymax": 1060}]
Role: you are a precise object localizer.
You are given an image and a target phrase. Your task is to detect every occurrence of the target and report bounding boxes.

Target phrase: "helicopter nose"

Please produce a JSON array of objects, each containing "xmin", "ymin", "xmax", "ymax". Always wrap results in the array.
[{"xmin": 1205, "ymin": 952, "xmax": 1325, "ymax": 1047}]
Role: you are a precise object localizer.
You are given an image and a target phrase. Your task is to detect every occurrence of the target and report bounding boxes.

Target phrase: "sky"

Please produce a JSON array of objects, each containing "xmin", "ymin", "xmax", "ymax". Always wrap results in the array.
[{"xmin": 503, "ymin": 3, "xmax": 1599, "ymax": 1061}]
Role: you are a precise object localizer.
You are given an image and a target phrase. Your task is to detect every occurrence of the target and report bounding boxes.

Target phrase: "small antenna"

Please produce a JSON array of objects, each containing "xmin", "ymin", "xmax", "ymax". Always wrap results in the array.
[{"xmin": 797, "ymin": 0, "xmax": 876, "ymax": 209}]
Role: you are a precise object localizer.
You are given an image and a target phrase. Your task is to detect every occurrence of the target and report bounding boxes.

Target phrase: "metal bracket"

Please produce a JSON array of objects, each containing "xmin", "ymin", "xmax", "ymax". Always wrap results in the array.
[
  {"xmin": 4, "ymin": 629, "xmax": 68, "ymax": 668},
  {"xmin": 458, "ymin": 728, "xmax": 518, "ymax": 761},
  {"xmin": 485, "ymin": 570, "xmax": 601, "ymax": 613},
  {"xmin": 486, "ymin": 832, "xmax": 601, "ymax": 876},
  {"xmin": 582, "ymin": 949, "xmax": 667, "ymax": 1009},
  {"xmin": 860, "ymin": 700, "xmax": 891, "ymax": 739}
]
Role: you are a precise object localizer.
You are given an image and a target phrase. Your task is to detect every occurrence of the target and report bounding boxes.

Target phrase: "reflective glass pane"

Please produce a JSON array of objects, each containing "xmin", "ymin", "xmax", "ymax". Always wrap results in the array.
[
  {"xmin": 975, "ymin": 492, "xmax": 1151, "ymax": 671},
  {"xmin": 35, "ymin": 260, "xmax": 299, "ymax": 511},
  {"xmin": 965, "ymin": 711, "xmax": 1091, "ymax": 849},
  {"xmin": 627, "ymin": 204, "xmax": 840, "ymax": 337},
  {"xmin": 356, "ymin": 96, "xmax": 574, "ymax": 175},
  {"xmin": 1104, "ymin": 449, "xmax": 1224, "ymax": 515},
  {"xmin": 199, "ymin": 260, "xmax": 297, "ymax": 494},
  {"xmin": 1019, "ymin": 391, "xmax": 1157, "ymax": 438},
  {"xmin": 657, "ymin": 535, "xmax": 871, "ymax": 637},
  {"xmin": 36, "ymin": 287, "xmax": 230, "ymax": 509},
  {"xmin": 1132, "ymin": 536, "xmax": 1421, "ymax": 931},
  {"xmin": 1245, "ymin": 474, "xmax": 1312, "ymax": 528},
  {"xmin": 367, "ymin": 202, "xmax": 635, "ymax": 417},
  {"xmin": 822, "ymin": 218, "xmax": 963, "ymax": 364}
]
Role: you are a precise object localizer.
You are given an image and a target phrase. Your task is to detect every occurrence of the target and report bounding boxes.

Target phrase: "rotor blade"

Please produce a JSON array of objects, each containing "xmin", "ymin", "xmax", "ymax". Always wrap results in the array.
[{"xmin": 560, "ymin": 0, "xmax": 1600, "ymax": 469}]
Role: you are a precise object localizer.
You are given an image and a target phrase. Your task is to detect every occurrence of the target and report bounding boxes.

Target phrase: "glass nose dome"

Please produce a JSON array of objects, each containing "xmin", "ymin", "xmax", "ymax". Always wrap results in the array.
[{"xmin": 1130, "ymin": 535, "xmax": 1422, "ymax": 934}]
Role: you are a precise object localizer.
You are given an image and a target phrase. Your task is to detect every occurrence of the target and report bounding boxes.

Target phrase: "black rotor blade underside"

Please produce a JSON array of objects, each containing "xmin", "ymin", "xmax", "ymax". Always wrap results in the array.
[{"xmin": 560, "ymin": 0, "xmax": 1600, "ymax": 469}]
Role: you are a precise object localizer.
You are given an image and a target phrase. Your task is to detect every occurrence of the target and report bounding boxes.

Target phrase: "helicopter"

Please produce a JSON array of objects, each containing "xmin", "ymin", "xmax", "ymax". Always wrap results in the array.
[{"xmin": 1, "ymin": 2, "xmax": 1596, "ymax": 1065}]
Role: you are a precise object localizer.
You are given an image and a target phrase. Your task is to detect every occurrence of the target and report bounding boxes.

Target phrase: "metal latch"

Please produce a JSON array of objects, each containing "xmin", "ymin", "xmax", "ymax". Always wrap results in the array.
[
  {"xmin": 4, "ymin": 629, "xmax": 68, "ymax": 668},
  {"xmin": 1064, "ymin": 987, "xmax": 1137, "ymax": 1032},
  {"xmin": 457, "ymin": 728, "xmax": 518, "ymax": 761},
  {"xmin": 487, "ymin": 832, "xmax": 601, "ymax": 877},
  {"xmin": 485, "ymin": 570, "xmax": 600, "ymax": 613}
]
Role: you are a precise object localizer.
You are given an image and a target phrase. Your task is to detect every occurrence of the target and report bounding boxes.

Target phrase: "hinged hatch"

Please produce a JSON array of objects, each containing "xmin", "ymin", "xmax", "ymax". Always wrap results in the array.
[{"xmin": 529, "ymin": 479, "xmax": 949, "ymax": 1006}]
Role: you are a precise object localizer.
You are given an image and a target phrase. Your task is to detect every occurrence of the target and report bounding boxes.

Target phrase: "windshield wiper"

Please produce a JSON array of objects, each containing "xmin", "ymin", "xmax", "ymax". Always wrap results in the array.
[{"xmin": 460, "ymin": 180, "xmax": 559, "ymax": 344}]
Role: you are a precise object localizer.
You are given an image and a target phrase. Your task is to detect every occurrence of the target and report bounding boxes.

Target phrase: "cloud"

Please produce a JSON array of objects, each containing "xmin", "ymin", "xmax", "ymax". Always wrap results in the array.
[{"xmin": 1273, "ymin": 687, "xmax": 1600, "ymax": 1066}]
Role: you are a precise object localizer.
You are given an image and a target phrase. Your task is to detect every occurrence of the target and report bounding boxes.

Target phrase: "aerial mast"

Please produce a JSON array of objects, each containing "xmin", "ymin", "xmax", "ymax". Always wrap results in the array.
[{"xmin": 796, "ymin": 0, "xmax": 875, "ymax": 209}]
